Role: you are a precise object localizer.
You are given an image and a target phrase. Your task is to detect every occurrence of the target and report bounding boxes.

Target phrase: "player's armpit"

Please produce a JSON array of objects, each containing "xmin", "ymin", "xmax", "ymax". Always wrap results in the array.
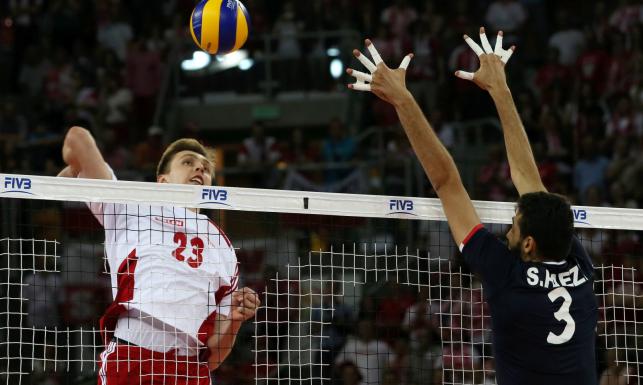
[
  {"xmin": 435, "ymin": 177, "xmax": 482, "ymax": 247},
  {"xmin": 62, "ymin": 126, "xmax": 112, "ymax": 180}
]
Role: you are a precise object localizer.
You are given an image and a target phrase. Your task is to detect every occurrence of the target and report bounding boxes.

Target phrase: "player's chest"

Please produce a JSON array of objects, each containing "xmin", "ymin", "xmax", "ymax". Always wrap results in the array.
[{"xmin": 115, "ymin": 211, "xmax": 233, "ymax": 270}]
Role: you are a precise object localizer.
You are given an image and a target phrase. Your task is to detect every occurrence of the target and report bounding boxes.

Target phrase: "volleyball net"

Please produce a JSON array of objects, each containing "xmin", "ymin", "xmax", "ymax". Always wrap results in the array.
[{"xmin": 1, "ymin": 173, "xmax": 641, "ymax": 385}]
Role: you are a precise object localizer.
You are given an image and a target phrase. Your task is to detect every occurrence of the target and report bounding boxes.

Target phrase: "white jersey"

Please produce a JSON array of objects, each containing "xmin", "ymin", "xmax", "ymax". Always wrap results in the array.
[{"xmin": 88, "ymin": 177, "xmax": 238, "ymax": 356}]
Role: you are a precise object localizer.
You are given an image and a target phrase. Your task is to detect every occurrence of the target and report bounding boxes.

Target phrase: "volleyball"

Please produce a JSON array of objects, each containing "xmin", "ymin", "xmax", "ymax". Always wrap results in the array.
[{"xmin": 189, "ymin": 0, "xmax": 250, "ymax": 55}]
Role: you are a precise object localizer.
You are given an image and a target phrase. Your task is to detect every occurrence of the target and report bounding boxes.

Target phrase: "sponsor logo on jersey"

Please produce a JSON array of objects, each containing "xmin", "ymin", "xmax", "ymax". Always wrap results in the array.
[
  {"xmin": 387, "ymin": 199, "xmax": 417, "ymax": 216},
  {"xmin": 572, "ymin": 209, "xmax": 589, "ymax": 225},
  {"xmin": 200, "ymin": 188, "xmax": 231, "ymax": 207},
  {"xmin": 152, "ymin": 216, "xmax": 185, "ymax": 227},
  {"xmin": 1, "ymin": 176, "xmax": 35, "ymax": 195}
]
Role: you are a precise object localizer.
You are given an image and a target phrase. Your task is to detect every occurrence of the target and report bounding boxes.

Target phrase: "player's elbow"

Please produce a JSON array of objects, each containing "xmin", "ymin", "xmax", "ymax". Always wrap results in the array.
[
  {"xmin": 64, "ymin": 126, "xmax": 95, "ymax": 152},
  {"xmin": 433, "ymin": 172, "xmax": 460, "ymax": 195},
  {"xmin": 63, "ymin": 126, "xmax": 97, "ymax": 166}
]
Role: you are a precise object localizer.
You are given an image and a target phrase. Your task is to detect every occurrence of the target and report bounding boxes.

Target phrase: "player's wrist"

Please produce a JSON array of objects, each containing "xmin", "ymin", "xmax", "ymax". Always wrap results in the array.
[
  {"xmin": 391, "ymin": 89, "xmax": 414, "ymax": 109},
  {"xmin": 488, "ymin": 85, "xmax": 511, "ymax": 100}
]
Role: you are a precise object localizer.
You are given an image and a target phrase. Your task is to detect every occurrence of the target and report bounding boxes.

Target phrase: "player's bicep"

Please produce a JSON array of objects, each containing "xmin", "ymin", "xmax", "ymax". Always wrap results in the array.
[{"xmin": 436, "ymin": 180, "xmax": 481, "ymax": 247}]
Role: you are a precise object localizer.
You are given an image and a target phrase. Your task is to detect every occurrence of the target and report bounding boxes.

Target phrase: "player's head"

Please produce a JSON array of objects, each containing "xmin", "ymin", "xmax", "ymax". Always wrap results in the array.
[
  {"xmin": 156, "ymin": 139, "xmax": 213, "ymax": 186},
  {"xmin": 507, "ymin": 192, "xmax": 573, "ymax": 262}
]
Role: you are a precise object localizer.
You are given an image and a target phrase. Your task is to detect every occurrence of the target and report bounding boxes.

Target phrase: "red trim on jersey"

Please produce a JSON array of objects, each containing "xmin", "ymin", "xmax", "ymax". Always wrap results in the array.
[
  {"xmin": 462, "ymin": 224, "xmax": 484, "ymax": 247},
  {"xmin": 100, "ymin": 248, "xmax": 138, "ymax": 345},
  {"xmin": 207, "ymin": 219, "xmax": 232, "ymax": 248}
]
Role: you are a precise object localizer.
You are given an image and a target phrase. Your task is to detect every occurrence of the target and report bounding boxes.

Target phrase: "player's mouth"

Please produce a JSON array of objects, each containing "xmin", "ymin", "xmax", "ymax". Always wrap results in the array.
[{"xmin": 189, "ymin": 176, "xmax": 204, "ymax": 185}]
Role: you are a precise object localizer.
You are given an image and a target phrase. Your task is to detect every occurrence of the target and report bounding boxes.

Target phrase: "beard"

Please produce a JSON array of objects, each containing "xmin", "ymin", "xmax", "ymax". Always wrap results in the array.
[{"xmin": 508, "ymin": 238, "xmax": 523, "ymax": 259}]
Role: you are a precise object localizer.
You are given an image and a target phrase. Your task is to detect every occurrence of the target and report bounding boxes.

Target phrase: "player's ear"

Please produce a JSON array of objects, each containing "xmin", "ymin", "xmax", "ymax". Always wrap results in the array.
[
  {"xmin": 522, "ymin": 236, "xmax": 536, "ymax": 256},
  {"xmin": 157, "ymin": 174, "xmax": 168, "ymax": 183}
]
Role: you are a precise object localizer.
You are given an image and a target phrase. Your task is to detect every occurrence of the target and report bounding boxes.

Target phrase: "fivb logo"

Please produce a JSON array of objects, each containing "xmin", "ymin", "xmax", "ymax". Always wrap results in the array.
[
  {"xmin": 388, "ymin": 199, "xmax": 417, "ymax": 216},
  {"xmin": 200, "ymin": 188, "xmax": 231, "ymax": 207},
  {"xmin": 2, "ymin": 176, "xmax": 35, "ymax": 195},
  {"xmin": 572, "ymin": 208, "xmax": 590, "ymax": 225}
]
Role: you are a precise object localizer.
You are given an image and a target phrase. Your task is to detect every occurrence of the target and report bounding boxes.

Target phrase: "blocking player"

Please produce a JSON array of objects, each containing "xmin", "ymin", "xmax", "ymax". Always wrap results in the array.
[
  {"xmin": 58, "ymin": 127, "xmax": 260, "ymax": 384},
  {"xmin": 347, "ymin": 27, "xmax": 598, "ymax": 384}
]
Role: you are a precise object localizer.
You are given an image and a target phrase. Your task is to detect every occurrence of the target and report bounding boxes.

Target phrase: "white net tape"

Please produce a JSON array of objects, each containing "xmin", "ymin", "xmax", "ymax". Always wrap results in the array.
[{"xmin": 0, "ymin": 174, "xmax": 641, "ymax": 384}]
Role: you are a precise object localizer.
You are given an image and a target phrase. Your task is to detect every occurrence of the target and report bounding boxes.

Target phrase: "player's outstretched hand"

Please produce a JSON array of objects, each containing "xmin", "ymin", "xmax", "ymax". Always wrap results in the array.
[
  {"xmin": 347, "ymin": 39, "xmax": 414, "ymax": 106},
  {"xmin": 230, "ymin": 287, "xmax": 260, "ymax": 322},
  {"xmin": 455, "ymin": 27, "xmax": 515, "ymax": 92}
]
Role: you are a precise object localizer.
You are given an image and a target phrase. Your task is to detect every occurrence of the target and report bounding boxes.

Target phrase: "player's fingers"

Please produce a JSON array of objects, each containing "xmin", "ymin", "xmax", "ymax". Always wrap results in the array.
[
  {"xmin": 399, "ymin": 53, "xmax": 414, "ymax": 70},
  {"xmin": 365, "ymin": 39, "xmax": 383, "ymax": 66},
  {"xmin": 349, "ymin": 82, "xmax": 372, "ymax": 92},
  {"xmin": 243, "ymin": 297, "xmax": 258, "ymax": 311},
  {"xmin": 463, "ymin": 34, "xmax": 484, "ymax": 57},
  {"xmin": 347, "ymin": 68, "xmax": 372, "ymax": 83},
  {"xmin": 455, "ymin": 70, "xmax": 475, "ymax": 81},
  {"xmin": 479, "ymin": 27, "xmax": 493, "ymax": 54},
  {"xmin": 501, "ymin": 46, "xmax": 515, "ymax": 64},
  {"xmin": 353, "ymin": 48, "xmax": 377, "ymax": 73},
  {"xmin": 494, "ymin": 31, "xmax": 504, "ymax": 56}
]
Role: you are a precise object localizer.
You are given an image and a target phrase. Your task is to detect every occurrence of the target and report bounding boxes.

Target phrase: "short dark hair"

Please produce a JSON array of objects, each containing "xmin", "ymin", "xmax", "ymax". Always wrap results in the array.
[
  {"xmin": 156, "ymin": 138, "xmax": 211, "ymax": 178},
  {"xmin": 516, "ymin": 192, "xmax": 574, "ymax": 262}
]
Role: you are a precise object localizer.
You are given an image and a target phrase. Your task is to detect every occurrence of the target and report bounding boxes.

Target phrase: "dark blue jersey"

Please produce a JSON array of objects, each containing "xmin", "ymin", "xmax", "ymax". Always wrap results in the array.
[{"xmin": 461, "ymin": 226, "xmax": 598, "ymax": 385}]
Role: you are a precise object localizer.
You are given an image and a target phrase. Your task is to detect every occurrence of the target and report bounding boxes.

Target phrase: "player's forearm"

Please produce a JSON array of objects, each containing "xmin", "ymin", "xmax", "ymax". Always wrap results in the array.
[
  {"xmin": 393, "ymin": 92, "xmax": 461, "ymax": 193},
  {"xmin": 207, "ymin": 320, "xmax": 241, "ymax": 370},
  {"xmin": 489, "ymin": 87, "xmax": 546, "ymax": 194},
  {"xmin": 62, "ymin": 127, "xmax": 112, "ymax": 180}
]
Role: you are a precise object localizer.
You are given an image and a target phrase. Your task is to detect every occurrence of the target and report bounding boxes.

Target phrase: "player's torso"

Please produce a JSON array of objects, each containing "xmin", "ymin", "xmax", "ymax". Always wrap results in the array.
[
  {"xmin": 489, "ymin": 259, "xmax": 598, "ymax": 385},
  {"xmin": 104, "ymin": 205, "xmax": 236, "ymax": 337}
]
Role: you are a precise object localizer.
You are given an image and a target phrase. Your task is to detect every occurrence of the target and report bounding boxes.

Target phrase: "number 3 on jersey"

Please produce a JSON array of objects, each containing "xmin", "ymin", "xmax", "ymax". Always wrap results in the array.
[
  {"xmin": 172, "ymin": 232, "xmax": 204, "ymax": 269},
  {"xmin": 547, "ymin": 287, "xmax": 576, "ymax": 344}
]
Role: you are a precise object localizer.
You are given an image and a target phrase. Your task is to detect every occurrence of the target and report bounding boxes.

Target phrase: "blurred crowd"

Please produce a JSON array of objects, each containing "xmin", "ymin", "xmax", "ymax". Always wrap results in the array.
[
  {"xmin": 1, "ymin": 0, "xmax": 642, "ymax": 385},
  {"xmin": 0, "ymin": 0, "xmax": 640, "ymax": 208}
]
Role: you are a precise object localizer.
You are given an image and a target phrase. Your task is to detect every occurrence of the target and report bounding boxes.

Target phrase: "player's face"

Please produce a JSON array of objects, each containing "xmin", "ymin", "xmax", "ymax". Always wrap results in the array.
[
  {"xmin": 506, "ymin": 213, "xmax": 523, "ymax": 255},
  {"xmin": 158, "ymin": 150, "xmax": 213, "ymax": 186}
]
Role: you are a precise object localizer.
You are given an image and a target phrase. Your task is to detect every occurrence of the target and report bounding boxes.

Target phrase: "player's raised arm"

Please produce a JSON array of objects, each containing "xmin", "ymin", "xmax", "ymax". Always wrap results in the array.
[
  {"xmin": 60, "ymin": 126, "xmax": 112, "ymax": 180},
  {"xmin": 455, "ymin": 28, "xmax": 546, "ymax": 196},
  {"xmin": 348, "ymin": 40, "xmax": 480, "ymax": 247}
]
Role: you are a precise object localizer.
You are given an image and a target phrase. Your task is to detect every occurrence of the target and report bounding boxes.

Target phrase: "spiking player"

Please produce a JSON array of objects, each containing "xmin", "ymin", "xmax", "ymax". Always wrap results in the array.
[
  {"xmin": 347, "ymin": 27, "xmax": 598, "ymax": 384},
  {"xmin": 58, "ymin": 127, "xmax": 260, "ymax": 385}
]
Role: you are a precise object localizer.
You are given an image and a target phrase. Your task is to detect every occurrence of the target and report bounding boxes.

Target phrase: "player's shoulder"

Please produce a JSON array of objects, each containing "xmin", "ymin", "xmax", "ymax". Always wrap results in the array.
[{"xmin": 461, "ymin": 225, "xmax": 511, "ymax": 256}]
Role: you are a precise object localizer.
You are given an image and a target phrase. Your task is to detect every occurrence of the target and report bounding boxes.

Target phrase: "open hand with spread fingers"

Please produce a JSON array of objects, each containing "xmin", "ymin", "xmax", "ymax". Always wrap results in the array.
[
  {"xmin": 455, "ymin": 27, "xmax": 516, "ymax": 93},
  {"xmin": 347, "ymin": 39, "xmax": 414, "ymax": 106}
]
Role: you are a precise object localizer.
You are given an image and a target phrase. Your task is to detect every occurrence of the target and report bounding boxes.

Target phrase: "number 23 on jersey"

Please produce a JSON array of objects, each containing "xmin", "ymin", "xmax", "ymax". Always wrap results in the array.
[{"xmin": 172, "ymin": 232, "xmax": 204, "ymax": 269}]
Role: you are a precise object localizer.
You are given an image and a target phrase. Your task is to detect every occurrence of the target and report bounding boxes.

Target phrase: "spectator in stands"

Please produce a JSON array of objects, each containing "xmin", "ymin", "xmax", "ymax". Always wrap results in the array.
[
  {"xmin": 485, "ymin": 0, "xmax": 527, "ymax": 39},
  {"xmin": 321, "ymin": 118, "xmax": 357, "ymax": 185},
  {"xmin": 238, "ymin": 122, "xmax": 281, "ymax": 187},
  {"xmin": 18, "ymin": 45, "xmax": 50, "ymax": 100},
  {"xmin": 573, "ymin": 137, "xmax": 610, "ymax": 203},
  {"xmin": 97, "ymin": 6, "xmax": 133, "ymax": 63},
  {"xmin": 335, "ymin": 318, "xmax": 391, "ymax": 385},
  {"xmin": 238, "ymin": 122, "xmax": 281, "ymax": 166},
  {"xmin": 380, "ymin": 0, "xmax": 417, "ymax": 40},
  {"xmin": 608, "ymin": 0, "xmax": 643, "ymax": 34},
  {"xmin": 273, "ymin": 1, "xmax": 303, "ymax": 90},
  {"xmin": 548, "ymin": 10, "xmax": 586, "ymax": 66},
  {"xmin": 533, "ymin": 47, "xmax": 570, "ymax": 97},
  {"xmin": 100, "ymin": 73, "xmax": 133, "ymax": 143},
  {"xmin": 126, "ymin": 36, "xmax": 162, "ymax": 138},
  {"xmin": 133, "ymin": 125, "xmax": 165, "ymax": 179}
]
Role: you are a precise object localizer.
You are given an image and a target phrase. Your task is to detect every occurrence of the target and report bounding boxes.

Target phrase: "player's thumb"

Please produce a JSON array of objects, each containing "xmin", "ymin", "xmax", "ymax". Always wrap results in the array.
[{"xmin": 455, "ymin": 70, "xmax": 475, "ymax": 81}]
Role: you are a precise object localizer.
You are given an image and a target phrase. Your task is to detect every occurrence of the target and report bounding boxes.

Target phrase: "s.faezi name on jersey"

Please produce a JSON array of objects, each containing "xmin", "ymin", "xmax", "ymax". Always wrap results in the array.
[{"xmin": 526, "ymin": 265, "xmax": 588, "ymax": 289}]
